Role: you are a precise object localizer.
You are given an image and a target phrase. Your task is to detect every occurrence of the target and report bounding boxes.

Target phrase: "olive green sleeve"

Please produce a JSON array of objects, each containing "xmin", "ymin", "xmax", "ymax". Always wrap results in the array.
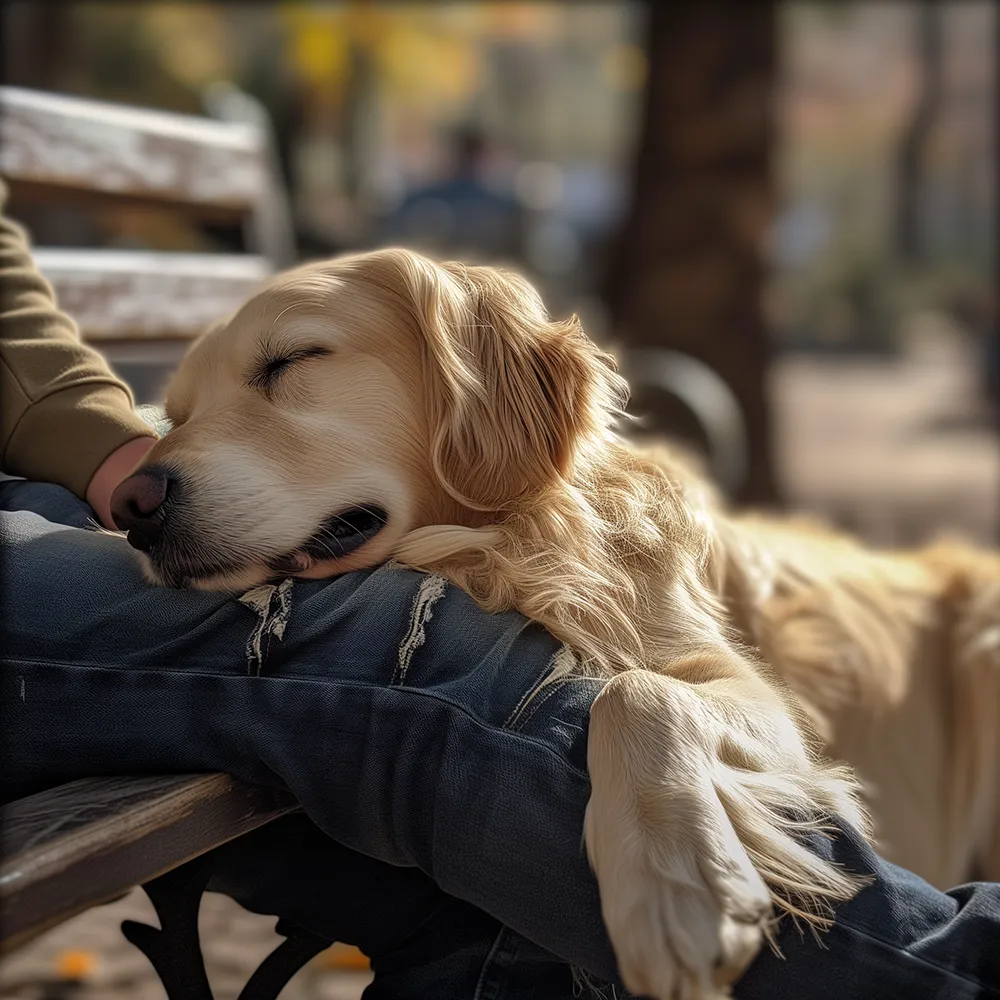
[{"xmin": 0, "ymin": 179, "xmax": 155, "ymax": 497}]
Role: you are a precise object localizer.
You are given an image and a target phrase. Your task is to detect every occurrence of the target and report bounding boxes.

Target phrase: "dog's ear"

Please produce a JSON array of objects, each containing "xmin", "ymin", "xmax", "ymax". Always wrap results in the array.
[
  {"xmin": 432, "ymin": 261, "xmax": 626, "ymax": 510},
  {"xmin": 378, "ymin": 251, "xmax": 626, "ymax": 510}
]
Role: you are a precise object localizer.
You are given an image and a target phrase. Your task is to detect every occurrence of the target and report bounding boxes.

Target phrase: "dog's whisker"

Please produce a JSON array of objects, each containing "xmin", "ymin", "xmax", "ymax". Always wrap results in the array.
[
  {"xmin": 310, "ymin": 533, "xmax": 347, "ymax": 558},
  {"xmin": 352, "ymin": 503, "xmax": 388, "ymax": 526}
]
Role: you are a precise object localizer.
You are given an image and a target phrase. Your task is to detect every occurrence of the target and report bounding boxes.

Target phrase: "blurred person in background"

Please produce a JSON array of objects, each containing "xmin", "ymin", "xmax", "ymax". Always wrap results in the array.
[{"xmin": 382, "ymin": 124, "xmax": 525, "ymax": 261}]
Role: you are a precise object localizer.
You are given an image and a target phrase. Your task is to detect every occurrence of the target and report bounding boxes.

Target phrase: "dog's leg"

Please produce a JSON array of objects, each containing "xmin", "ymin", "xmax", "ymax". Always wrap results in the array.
[
  {"xmin": 585, "ymin": 670, "xmax": 768, "ymax": 1000},
  {"xmin": 585, "ymin": 660, "xmax": 866, "ymax": 1000}
]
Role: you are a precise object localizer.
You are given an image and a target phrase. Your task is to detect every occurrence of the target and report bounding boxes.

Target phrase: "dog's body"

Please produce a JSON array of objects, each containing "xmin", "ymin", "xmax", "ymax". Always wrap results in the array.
[
  {"xmin": 112, "ymin": 250, "xmax": 1000, "ymax": 999},
  {"xmin": 713, "ymin": 495, "xmax": 1000, "ymax": 889}
]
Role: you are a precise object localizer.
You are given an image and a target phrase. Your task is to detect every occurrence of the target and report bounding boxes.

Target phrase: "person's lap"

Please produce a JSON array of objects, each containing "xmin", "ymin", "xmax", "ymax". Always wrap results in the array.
[
  {"xmin": 0, "ymin": 479, "xmax": 617, "ymax": 998},
  {"xmin": 2, "ymin": 481, "xmax": 999, "ymax": 999},
  {"xmin": 207, "ymin": 814, "xmax": 588, "ymax": 1000}
]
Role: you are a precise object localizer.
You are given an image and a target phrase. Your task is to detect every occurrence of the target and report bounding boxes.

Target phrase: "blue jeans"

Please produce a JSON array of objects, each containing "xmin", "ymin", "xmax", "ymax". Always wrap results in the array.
[{"xmin": 2, "ymin": 480, "xmax": 999, "ymax": 999}]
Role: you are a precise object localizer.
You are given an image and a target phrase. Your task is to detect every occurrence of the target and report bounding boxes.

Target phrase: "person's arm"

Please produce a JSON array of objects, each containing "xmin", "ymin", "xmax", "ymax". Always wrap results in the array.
[{"xmin": 0, "ymin": 179, "xmax": 155, "ymax": 525}]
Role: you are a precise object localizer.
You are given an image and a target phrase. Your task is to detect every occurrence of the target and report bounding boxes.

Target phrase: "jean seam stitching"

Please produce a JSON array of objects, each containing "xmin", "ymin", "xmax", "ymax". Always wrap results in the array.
[
  {"xmin": 832, "ymin": 919, "xmax": 1000, "ymax": 996},
  {"xmin": 472, "ymin": 926, "xmax": 510, "ymax": 1000},
  {"xmin": 2, "ymin": 657, "xmax": 594, "ymax": 781}
]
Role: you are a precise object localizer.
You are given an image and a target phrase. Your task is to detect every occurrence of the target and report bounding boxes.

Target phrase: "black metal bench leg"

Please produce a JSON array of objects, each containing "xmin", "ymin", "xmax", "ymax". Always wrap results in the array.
[
  {"xmin": 236, "ymin": 919, "xmax": 332, "ymax": 1000},
  {"xmin": 121, "ymin": 855, "xmax": 216, "ymax": 1000},
  {"xmin": 122, "ymin": 853, "xmax": 334, "ymax": 1000}
]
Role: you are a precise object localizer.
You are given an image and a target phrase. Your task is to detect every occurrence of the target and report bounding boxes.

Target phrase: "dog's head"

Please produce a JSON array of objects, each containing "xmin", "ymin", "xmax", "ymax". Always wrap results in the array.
[{"xmin": 113, "ymin": 249, "xmax": 626, "ymax": 589}]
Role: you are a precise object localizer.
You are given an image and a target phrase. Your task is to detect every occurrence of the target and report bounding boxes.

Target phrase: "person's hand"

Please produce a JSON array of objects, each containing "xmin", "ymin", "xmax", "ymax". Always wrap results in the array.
[{"xmin": 86, "ymin": 436, "xmax": 157, "ymax": 529}]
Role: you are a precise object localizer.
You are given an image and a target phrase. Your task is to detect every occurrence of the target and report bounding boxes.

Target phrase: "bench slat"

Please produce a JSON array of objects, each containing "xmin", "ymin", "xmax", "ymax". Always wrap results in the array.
[
  {"xmin": 0, "ymin": 85, "xmax": 269, "ymax": 213},
  {"xmin": 35, "ymin": 249, "xmax": 270, "ymax": 340},
  {"xmin": 0, "ymin": 774, "xmax": 299, "ymax": 952}
]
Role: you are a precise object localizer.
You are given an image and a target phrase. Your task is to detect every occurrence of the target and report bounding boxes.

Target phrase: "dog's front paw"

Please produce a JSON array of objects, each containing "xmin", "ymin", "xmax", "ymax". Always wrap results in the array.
[
  {"xmin": 585, "ymin": 672, "xmax": 774, "ymax": 999},
  {"xmin": 585, "ymin": 775, "xmax": 771, "ymax": 1000}
]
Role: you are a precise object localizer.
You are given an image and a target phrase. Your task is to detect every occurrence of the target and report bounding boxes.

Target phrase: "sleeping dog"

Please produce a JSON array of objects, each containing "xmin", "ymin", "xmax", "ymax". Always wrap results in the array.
[{"xmin": 112, "ymin": 250, "xmax": 1000, "ymax": 999}]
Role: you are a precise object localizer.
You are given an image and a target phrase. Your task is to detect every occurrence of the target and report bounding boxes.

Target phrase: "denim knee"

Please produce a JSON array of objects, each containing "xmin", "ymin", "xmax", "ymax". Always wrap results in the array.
[{"xmin": 0, "ymin": 480, "xmax": 96, "ymax": 528}]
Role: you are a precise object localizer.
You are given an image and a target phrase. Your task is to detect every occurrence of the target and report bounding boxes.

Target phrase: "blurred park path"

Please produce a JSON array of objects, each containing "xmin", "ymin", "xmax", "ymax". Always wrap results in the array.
[{"xmin": 775, "ymin": 324, "xmax": 998, "ymax": 547}]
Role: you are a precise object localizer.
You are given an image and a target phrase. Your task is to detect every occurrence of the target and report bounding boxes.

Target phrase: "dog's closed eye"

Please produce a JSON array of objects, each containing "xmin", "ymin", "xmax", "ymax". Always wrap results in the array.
[{"xmin": 247, "ymin": 346, "xmax": 332, "ymax": 395}]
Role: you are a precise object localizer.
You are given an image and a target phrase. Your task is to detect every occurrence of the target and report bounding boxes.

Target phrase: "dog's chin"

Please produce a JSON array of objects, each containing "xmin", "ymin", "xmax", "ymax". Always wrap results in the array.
[
  {"xmin": 138, "ymin": 555, "xmax": 268, "ymax": 592},
  {"xmin": 139, "ymin": 505, "xmax": 393, "ymax": 592},
  {"xmin": 141, "ymin": 550, "xmax": 387, "ymax": 592},
  {"xmin": 181, "ymin": 544, "xmax": 392, "ymax": 592}
]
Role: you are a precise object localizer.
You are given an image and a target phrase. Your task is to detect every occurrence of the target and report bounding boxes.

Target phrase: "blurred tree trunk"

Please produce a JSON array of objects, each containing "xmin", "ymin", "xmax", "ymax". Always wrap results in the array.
[
  {"xmin": 342, "ymin": 41, "xmax": 378, "ymax": 203},
  {"xmin": 1, "ymin": 0, "xmax": 71, "ymax": 88},
  {"xmin": 607, "ymin": 3, "xmax": 778, "ymax": 505},
  {"xmin": 895, "ymin": 4, "xmax": 944, "ymax": 262}
]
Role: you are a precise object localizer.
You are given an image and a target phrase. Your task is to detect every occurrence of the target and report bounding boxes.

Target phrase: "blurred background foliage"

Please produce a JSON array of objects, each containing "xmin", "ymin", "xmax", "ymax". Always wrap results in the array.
[
  {"xmin": 1, "ymin": 0, "xmax": 996, "ymax": 521},
  {"xmin": 5, "ymin": 1, "xmax": 993, "ymax": 354}
]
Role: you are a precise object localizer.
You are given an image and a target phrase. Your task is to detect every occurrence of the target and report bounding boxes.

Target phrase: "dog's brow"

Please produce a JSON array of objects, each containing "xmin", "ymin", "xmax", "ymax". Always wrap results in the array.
[
  {"xmin": 256, "ymin": 304, "xmax": 334, "ymax": 357},
  {"xmin": 254, "ymin": 321, "xmax": 310, "ymax": 352},
  {"xmin": 265, "ymin": 301, "xmax": 299, "ymax": 335}
]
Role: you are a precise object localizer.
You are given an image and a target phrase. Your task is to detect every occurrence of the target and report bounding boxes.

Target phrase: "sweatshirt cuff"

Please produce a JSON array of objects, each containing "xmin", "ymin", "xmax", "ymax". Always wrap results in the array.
[{"xmin": 4, "ymin": 383, "xmax": 158, "ymax": 499}]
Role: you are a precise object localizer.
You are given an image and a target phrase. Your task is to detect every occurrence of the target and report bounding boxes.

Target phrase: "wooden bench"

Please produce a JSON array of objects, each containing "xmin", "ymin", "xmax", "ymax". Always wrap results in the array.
[
  {"xmin": 0, "ymin": 83, "xmax": 294, "ymax": 400},
  {"xmin": 0, "ymin": 776, "xmax": 299, "ymax": 952},
  {"xmin": 0, "ymin": 87, "xmax": 318, "ymax": 998}
]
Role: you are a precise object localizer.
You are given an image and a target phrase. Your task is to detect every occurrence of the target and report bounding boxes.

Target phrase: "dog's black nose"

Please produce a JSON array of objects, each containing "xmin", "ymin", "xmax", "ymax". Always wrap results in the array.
[{"xmin": 111, "ymin": 468, "xmax": 173, "ymax": 550}]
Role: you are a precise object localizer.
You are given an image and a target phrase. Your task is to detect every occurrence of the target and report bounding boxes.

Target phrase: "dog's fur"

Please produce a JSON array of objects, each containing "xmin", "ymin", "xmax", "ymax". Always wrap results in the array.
[{"xmin": 129, "ymin": 250, "xmax": 1000, "ymax": 999}]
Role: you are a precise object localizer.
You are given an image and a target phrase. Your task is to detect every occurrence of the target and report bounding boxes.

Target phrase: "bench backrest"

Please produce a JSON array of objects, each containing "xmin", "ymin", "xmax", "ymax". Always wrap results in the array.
[{"xmin": 0, "ymin": 84, "xmax": 297, "ymax": 399}]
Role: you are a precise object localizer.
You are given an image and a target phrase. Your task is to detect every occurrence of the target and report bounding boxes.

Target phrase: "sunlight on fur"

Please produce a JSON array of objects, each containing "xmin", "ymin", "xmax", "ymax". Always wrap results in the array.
[{"xmin": 122, "ymin": 248, "xmax": 1000, "ymax": 1000}]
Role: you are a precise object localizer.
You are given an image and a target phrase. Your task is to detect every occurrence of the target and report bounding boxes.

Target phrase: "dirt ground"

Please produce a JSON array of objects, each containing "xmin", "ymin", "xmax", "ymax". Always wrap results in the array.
[
  {"xmin": 3, "ymin": 336, "xmax": 996, "ymax": 1000},
  {"xmin": 774, "ymin": 334, "xmax": 997, "ymax": 548}
]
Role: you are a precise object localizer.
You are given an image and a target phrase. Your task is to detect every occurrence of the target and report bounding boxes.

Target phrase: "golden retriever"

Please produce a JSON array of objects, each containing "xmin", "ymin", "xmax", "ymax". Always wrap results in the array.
[{"xmin": 111, "ymin": 249, "xmax": 1000, "ymax": 1000}]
